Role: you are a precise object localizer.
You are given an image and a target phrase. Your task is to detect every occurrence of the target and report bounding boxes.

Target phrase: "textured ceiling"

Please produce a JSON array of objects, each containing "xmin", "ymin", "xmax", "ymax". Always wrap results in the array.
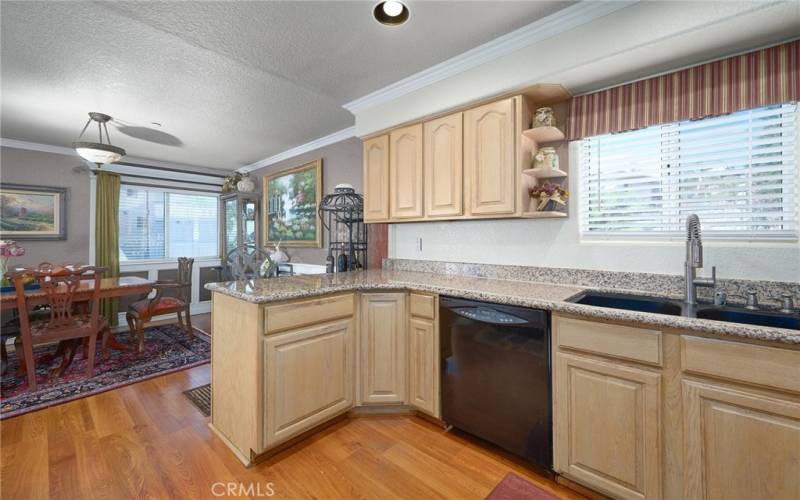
[{"xmin": 0, "ymin": 1, "xmax": 574, "ymax": 170}]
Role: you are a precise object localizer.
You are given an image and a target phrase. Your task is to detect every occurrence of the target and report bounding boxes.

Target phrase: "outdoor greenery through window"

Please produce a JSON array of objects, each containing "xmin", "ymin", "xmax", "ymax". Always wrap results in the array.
[
  {"xmin": 579, "ymin": 102, "xmax": 798, "ymax": 240},
  {"xmin": 119, "ymin": 186, "xmax": 219, "ymax": 261}
]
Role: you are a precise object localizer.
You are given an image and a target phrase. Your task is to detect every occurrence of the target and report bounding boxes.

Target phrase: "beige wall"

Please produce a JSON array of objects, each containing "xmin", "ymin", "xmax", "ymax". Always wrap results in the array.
[
  {"xmin": 250, "ymin": 137, "xmax": 362, "ymax": 265},
  {"xmin": 0, "ymin": 146, "xmax": 92, "ymax": 267}
]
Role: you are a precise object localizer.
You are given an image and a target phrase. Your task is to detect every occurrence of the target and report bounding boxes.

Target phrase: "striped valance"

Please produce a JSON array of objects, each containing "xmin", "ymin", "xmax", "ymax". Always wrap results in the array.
[{"xmin": 567, "ymin": 40, "xmax": 800, "ymax": 140}]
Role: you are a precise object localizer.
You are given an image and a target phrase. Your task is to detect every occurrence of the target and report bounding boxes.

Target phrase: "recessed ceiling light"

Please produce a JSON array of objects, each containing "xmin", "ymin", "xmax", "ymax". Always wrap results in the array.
[{"xmin": 374, "ymin": 1, "xmax": 409, "ymax": 26}]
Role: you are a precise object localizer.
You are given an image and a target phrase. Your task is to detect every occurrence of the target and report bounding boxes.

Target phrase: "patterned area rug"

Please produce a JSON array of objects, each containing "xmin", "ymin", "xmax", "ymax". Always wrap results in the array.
[
  {"xmin": 183, "ymin": 383, "xmax": 211, "ymax": 417},
  {"xmin": 485, "ymin": 473, "xmax": 560, "ymax": 500},
  {"xmin": 1, "ymin": 324, "xmax": 210, "ymax": 419}
]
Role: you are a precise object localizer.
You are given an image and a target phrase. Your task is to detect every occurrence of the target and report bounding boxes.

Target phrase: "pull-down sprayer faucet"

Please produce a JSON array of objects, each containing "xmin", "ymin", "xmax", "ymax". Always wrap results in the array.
[{"xmin": 684, "ymin": 214, "xmax": 716, "ymax": 309}]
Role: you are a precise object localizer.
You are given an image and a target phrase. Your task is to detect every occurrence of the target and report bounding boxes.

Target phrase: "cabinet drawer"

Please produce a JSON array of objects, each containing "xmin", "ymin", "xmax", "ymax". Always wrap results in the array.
[
  {"xmin": 409, "ymin": 293, "xmax": 436, "ymax": 319},
  {"xmin": 554, "ymin": 315, "xmax": 662, "ymax": 366},
  {"xmin": 681, "ymin": 336, "xmax": 800, "ymax": 394},
  {"xmin": 265, "ymin": 294, "xmax": 354, "ymax": 334}
]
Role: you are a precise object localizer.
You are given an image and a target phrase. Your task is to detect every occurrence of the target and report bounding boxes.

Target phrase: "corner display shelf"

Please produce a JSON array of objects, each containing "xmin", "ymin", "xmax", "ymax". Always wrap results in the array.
[
  {"xmin": 521, "ymin": 124, "xmax": 569, "ymax": 218},
  {"xmin": 522, "ymin": 125, "xmax": 565, "ymax": 144},
  {"xmin": 521, "ymin": 211, "xmax": 569, "ymax": 219},
  {"xmin": 523, "ymin": 167, "xmax": 568, "ymax": 179}
]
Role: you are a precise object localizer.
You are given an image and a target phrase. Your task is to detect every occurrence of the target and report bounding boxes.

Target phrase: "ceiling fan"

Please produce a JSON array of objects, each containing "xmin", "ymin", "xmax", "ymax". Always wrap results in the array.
[{"xmin": 72, "ymin": 112, "xmax": 126, "ymax": 166}]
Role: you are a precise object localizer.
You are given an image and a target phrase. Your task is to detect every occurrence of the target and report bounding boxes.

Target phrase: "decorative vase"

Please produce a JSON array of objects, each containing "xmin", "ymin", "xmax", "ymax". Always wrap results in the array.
[
  {"xmin": 533, "ymin": 107, "xmax": 555, "ymax": 128},
  {"xmin": 269, "ymin": 243, "xmax": 288, "ymax": 264},
  {"xmin": 237, "ymin": 172, "xmax": 256, "ymax": 193},
  {"xmin": 533, "ymin": 147, "xmax": 559, "ymax": 170}
]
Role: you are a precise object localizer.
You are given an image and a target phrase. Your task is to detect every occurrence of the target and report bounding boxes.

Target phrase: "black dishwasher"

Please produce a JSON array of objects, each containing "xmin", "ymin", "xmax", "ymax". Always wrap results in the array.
[{"xmin": 440, "ymin": 296, "xmax": 552, "ymax": 471}]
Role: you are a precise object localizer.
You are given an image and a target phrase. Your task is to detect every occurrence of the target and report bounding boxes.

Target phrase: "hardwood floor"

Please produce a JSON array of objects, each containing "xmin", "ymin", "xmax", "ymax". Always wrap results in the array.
[{"xmin": 1, "ymin": 312, "xmax": 582, "ymax": 500}]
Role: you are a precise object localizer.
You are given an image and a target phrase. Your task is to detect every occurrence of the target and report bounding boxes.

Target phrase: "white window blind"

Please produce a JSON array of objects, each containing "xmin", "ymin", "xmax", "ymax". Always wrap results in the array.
[
  {"xmin": 580, "ymin": 103, "xmax": 798, "ymax": 240},
  {"xmin": 119, "ymin": 186, "xmax": 219, "ymax": 261}
]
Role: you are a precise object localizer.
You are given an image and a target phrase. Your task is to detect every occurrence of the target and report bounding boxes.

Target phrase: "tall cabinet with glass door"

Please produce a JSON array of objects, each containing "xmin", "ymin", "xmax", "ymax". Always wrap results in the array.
[{"xmin": 220, "ymin": 192, "xmax": 260, "ymax": 258}]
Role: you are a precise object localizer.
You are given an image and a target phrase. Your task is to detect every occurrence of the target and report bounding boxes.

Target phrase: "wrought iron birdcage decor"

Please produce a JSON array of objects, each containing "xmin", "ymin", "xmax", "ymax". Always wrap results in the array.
[{"xmin": 318, "ymin": 184, "xmax": 367, "ymax": 273}]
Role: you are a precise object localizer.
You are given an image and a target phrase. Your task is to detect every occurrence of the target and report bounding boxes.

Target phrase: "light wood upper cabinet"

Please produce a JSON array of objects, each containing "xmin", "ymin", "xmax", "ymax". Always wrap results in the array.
[
  {"xmin": 360, "ymin": 293, "xmax": 407, "ymax": 404},
  {"xmin": 363, "ymin": 135, "xmax": 390, "ymax": 222},
  {"xmin": 262, "ymin": 318, "xmax": 355, "ymax": 448},
  {"xmin": 682, "ymin": 381, "xmax": 800, "ymax": 500},
  {"xmin": 554, "ymin": 352, "xmax": 662, "ymax": 500},
  {"xmin": 389, "ymin": 124, "xmax": 424, "ymax": 219},
  {"xmin": 464, "ymin": 98, "xmax": 516, "ymax": 215},
  {"xmin": 424, "ymin": 113, "xmax": 463, "ymax": 217}
]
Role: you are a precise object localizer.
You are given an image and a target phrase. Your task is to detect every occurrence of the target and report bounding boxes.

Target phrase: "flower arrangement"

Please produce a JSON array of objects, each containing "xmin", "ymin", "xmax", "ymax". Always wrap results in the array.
[
  {"xmin": 0, "ymin": 240, "xmax": 25, "ymax": 285},
  {"xmin": 529, "ymin": 182, "xmax": 569, "ymax": 211}
]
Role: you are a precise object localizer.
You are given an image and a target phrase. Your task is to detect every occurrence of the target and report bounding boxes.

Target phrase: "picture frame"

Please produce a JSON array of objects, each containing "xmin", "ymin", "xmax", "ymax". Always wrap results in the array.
[
  {"xmin": 0, "ymin": 183, "xmax": 67, "ymax": 240},
  {"xmin": 263, "ymin": 159, "xmax": 322, "ymax": 248}
]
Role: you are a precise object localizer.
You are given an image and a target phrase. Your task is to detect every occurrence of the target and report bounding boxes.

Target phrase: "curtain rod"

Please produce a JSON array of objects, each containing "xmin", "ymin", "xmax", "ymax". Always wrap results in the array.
[
  {"xmin": 91, "ymin": 170, "xmax": 223, "ymax": 188},
  {"xmin": 118, "ymin": 180, "xmax": 221, "ymax": 194},
  {"xmin": 94, "ymin": 161, "xmax": 229, "ymax": 179}
]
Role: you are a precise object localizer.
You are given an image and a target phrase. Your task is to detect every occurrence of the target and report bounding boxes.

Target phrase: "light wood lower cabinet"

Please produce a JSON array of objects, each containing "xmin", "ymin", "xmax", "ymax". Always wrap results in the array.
[
  {"xmin": 262, "ymin": 318, "xmax": 355, "ymax": 449},
  {"xmin": 554, "ymin": 314, "xmax": 800, "ymax": 500},
  {"xmin": 554, "ymin": 352, "xmax": 662, "ymax": 500},
  {"xmin": 359, "ymin": 293, "xmax": 407, "ymax": 404},
  {"xmin": 408, "ymin": 318, "xmax": 436, "ymax": 414},
  {"xmin": 682, "ymin": 380, "xmax": 800, "ymax": 500}
]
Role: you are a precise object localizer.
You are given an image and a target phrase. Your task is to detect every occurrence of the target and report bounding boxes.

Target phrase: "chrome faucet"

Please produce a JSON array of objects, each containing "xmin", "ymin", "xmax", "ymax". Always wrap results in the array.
[{"xmin": 684, "ymin": 214, "xmax": 716, "ymax": 308}]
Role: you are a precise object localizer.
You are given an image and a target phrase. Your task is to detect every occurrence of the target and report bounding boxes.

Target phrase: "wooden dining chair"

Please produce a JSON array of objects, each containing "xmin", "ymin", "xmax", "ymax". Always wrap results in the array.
[
  {"xmin": 10, "ymin": 264, "xmax": 108, "ymax": 392},
  {"xmin": 126, "ymin": 257, "xmax": 194, "ymax": 352}
]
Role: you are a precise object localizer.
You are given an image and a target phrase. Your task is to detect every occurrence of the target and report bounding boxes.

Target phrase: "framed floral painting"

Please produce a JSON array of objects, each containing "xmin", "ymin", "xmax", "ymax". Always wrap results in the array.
[
  {"xmin": 263, "ymin": 159, "xmax": 322, "ymax": 248},
  {"xmin": 0, "ymin": 184, "xmax": 67, "ymax": 240}
]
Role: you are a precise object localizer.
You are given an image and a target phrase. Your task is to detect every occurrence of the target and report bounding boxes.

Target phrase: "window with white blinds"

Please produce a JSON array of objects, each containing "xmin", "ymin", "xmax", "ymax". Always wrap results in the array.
[
  {"xmin": 579, "ymin": 102, "xmax": 798, "ymax": 240},
  {"xmin": 119, "ymin": 186, "xmax": 219, "ymax": 261}
]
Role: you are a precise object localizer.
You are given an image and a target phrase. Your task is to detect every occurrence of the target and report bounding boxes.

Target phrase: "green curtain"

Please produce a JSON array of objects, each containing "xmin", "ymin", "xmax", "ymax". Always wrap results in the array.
[{"xmin": 95, "ymin": 171, "xmax": 120, "ymax": 326}]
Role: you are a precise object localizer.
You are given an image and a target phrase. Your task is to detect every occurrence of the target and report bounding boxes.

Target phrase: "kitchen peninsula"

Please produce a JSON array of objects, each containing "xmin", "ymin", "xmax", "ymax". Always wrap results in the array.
[{"xmin": 206, "ymin": 262, "xmax": 800, "ymax": 499}]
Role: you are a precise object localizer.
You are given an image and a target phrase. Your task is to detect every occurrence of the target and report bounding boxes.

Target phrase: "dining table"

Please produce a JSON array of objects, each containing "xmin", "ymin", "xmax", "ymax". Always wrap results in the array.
[
  {"xmin": 0, "ymin": 276, "xmax": 155, "ymax": 311},
  {"xmin": 1, "ymin": 276, "xmax": 155, "ymax": 375}
]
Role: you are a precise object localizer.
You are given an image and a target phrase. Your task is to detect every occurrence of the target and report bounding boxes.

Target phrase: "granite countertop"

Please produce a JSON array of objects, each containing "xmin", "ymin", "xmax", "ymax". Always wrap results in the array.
[{"xmin": 205, "ymin": 269, "xmax": 800, "ymax": 345}]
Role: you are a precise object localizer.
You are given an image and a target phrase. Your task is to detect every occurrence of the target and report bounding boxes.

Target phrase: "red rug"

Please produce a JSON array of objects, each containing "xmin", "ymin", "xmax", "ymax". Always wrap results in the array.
[
  {"xmin": 486, "ymin": 473, "xmax": 561, "ymax": 500},
  {"xmin": 1, "ymin": 324, "xmax": 210, "ymax": 419}
]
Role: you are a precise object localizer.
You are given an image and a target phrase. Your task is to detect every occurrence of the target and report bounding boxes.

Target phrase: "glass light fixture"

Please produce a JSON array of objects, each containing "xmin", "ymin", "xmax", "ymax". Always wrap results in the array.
[
  {"xmin": 72, "ymin": 112, "xmax": 126, "ymax": 166},
  {"xmin": 374, "ymin": 0, "xmax": 409, "ymax": 26}
]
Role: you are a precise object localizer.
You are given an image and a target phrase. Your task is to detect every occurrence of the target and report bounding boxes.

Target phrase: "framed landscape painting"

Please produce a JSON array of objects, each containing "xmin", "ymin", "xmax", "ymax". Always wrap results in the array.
[
  {"xmin": 263, "ymin": 159, "xmax": 322, "ymax": 248},
  {"xmin": 0, "ymin": 184, "xmax": 67, "ymax": 240}
]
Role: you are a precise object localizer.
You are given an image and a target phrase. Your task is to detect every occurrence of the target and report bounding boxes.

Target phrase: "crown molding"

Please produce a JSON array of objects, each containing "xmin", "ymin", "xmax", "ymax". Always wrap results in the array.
[
  {"xmin": 342, "ymin": 1, "xmax": 637, "ymax": 115},
  {"xmin": 239, "ymin": 126, "xmax": 356, "ymax": 173},
  {"xmin": 0, "ymin": 137, "xmax": 78, "ymax": 156}
]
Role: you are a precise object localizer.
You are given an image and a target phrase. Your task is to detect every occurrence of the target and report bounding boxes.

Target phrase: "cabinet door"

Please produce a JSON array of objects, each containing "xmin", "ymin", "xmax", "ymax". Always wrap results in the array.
[
  {"xmin": 424, "ymin": 112, "xmax": 463, "ymax": 217},
  {"xmin": 464, "ymin": 98, "xmax": 516, "ymax": 215},
  {"xmin": 389, "ymin": 124, "xmax": 424, "ymax": 219},
  {"xmin": 360, "ymin": 293, "xmax": 407, "ymax": 404},
  {"xmin": 363, "ymin": 135, "xmax": 390, "ymax": 222},
  {"xmin": 408, "ymin": 317, "xmax": 439, "ymax": 417},
  {"xmin": 683, "ymin": 380, "xmax": 800, "ymax": 500},
  {"xmin": 263, "ymin": 318, "xmax": 354, "ymax": 448},
  {"xmin": 554, "ymin": 352, "xmax": 662, "ymax": 500}
]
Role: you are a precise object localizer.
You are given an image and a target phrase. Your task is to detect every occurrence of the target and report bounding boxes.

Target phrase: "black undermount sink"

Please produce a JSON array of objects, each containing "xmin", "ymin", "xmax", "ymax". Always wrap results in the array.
[
  {"xmin": 568, "ymin": 291, "xmax": 800, "ymax": 330},
  {"xmin": 695, "ymin": 307, "xmax": 800, "ymax": 330},
  {"xmin": 568, "ymin": 291, "xmax": 683, "ymax": 316}
]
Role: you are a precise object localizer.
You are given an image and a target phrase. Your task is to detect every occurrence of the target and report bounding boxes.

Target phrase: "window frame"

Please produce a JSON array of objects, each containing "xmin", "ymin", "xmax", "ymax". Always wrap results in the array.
[
  {"xmin": 118, "ymin": 184, "xmax": 221, "ymax": 264},
  {"xmin": 578, "ymin": 103, "xmax": 799, "ymax": 243}
]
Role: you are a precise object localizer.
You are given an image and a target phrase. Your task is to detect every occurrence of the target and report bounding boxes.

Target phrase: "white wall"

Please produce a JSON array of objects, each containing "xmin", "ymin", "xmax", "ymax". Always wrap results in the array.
[
  {"xmin": 354, "ymin": 1, "xmax": 800, "ymax": 137},
  {"xmin": 391, "ymin": 143, "xmax": 800, "ymax": 282}
]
